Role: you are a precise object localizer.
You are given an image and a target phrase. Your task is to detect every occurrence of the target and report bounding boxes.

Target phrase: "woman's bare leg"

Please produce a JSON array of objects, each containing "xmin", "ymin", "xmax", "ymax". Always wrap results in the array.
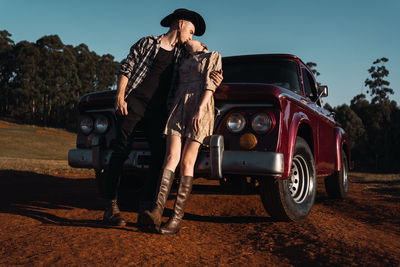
[
  {"xmin": 163, "ymin": 135, "xmax": 182, "ymax": 172},
  {"xmin": 139, "ymin": 135, "xmax": 182, "ymax": 229},
  {"xmin": 180, "ymin": 139, "xmax": 201, "ymax": 176},
  {"xmin": 159, "ymin": 138, "xmax": 200, "ymax": 235}
]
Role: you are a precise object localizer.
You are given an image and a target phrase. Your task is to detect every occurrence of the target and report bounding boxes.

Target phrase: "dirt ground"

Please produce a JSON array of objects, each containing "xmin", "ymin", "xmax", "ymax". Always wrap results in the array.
[{"xmin": 0, "ymin": 163, "xmax": 399, "ymax": 266}]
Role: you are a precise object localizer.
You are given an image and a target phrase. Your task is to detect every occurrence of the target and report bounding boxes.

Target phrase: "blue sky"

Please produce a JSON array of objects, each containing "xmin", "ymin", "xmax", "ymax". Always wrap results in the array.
[{"xmin": 1, "ymin": 0, "xmax": 399, "ymax": 107}]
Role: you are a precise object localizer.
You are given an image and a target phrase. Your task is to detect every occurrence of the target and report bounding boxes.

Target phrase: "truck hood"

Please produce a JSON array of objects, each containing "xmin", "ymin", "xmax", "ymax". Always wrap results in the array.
[
  {"xmin": 78, "ymin": 90, "xmax": 116, "ymax": 112},
  {"xmin": 214, "ymin": 83, "xmax": 293, "ymax": 105},
  {"xmin": 78, "ymin": 83, "xmax": 294, "ymax": 111}
]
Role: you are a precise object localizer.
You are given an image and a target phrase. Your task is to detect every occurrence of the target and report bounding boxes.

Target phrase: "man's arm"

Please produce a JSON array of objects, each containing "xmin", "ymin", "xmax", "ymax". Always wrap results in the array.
[
  {"xmin": 115, "ymin": 37, "xmax": 149, "ymax": 116},
  {"xmin": 115, "ymin": 75, "xmax": 129, "ymax": 116}
]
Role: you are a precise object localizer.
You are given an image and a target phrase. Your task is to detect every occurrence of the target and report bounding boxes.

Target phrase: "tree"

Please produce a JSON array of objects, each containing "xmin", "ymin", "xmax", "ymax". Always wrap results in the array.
[
  {"xmin": 388, "ymin": 108, "xmax": 400, "ymax": 172},
  {"xmin": 365, "ymin": 57, "xmax": 393, "ymax": 104},
  {"xmin": 0, "ymin": 30, "xmax": 119, "ymax": 130},
  {"xmin": 306, "ymin": 61, "xmax": 323, "ymax": 91},
  {"xmin": 0, "ymin": 30, "xmax": 14, "ymax": 53},
  {"xmin": 323, "ymin": 103, "xmax": 333, "ymax": 112},
  {"xmin": 9, "ymin": 41, "xmax": 41, "ymax": 121},
  {"xmin": 333, "ymin": 104, "xmax": 365, "ymax": 150},
  {"xmin": 306, "ymin": 62, "xmax": 320, "ymax": 77},
  {"xmin": 73, "ymin": 43, "xmax": 96, "ymax": 96},
  {"xmin": 36, "ymin": 35, "xmax": 71, "ymax": 125},
  {"xmin": 96, "ymin": 54, "xmax": 119, "ymax": 91},
  {"xmin": 363, "ymin": 58, "xmax": 396, "ymax": 169},
  {"xmin": 0, "ymin": 30, "xmax": 15, "ymax": 116},
  {"xmin": 350, "ymin": 91, "xmax": 398, "ymax": 171}
]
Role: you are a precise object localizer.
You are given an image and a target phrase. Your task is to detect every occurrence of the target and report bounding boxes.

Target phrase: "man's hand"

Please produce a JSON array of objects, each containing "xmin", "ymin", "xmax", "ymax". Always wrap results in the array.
[
  {"xmin": 115, "ymin": 97, "xmax": 128, "ymax": 116},
  {"xmin": 210, "ymin": 69, "xmax": 223, "ymax": 87}
]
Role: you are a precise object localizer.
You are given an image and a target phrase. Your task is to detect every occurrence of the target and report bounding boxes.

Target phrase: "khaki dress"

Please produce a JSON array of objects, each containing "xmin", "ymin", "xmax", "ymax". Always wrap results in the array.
[{"xmin": 164, "ymin": 51, "xmax": 222, "ymax": 144}]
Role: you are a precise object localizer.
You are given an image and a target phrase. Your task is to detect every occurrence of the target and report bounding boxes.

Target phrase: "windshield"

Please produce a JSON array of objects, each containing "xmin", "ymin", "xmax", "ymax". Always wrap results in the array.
[{"xmin": 222, "ymin": 59, "xmax": 301, "ymax": 92}]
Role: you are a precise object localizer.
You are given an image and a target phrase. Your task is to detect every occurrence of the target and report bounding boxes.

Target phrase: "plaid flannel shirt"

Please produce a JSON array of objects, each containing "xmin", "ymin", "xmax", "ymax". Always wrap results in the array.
[{"xmin": 118, "ymin": 35, "xmax": 184, "ymax": 111}]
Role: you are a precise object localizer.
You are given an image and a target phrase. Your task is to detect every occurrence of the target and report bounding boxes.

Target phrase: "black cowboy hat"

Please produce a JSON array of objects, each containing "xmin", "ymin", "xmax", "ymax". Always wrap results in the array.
[{"xmin": 160, "ymin": 8, "xmax": 206, "ymax": 36}]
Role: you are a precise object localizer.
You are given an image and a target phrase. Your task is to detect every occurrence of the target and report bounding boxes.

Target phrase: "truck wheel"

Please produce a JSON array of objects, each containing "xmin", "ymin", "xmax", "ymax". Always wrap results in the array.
[
  {"xmin": 325, "ymin": 149, "xmax": 348, "ymax": 199},
  {"xmin": 259, "ymin": 137, "xmax": 316, "ymax": 221}
]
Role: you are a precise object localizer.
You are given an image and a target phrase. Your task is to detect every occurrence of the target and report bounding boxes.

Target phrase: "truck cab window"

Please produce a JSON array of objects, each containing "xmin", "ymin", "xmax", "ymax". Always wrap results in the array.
[{"xmin": 302, "ymin": 69, "xmax": 318, "ymax": 103}]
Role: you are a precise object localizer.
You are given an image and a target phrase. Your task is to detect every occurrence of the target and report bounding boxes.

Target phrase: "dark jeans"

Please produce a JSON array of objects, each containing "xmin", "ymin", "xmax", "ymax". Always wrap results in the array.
[{"xmin": 105, "ymin": 99, "xmax": 167, "ymax": 202}]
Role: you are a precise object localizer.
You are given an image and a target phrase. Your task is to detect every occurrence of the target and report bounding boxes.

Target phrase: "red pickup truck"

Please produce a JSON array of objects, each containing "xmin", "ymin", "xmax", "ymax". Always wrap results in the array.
[{"xmin": 68, "ymin": 54, "xmax": 350, "ymax": 221}]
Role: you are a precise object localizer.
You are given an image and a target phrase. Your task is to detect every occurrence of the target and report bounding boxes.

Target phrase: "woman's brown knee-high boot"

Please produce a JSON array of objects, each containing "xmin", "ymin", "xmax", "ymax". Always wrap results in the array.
[
  {"xmin": 159, "ymin": 175, "xmax": 193, "ymax": 235},
  {"xmin": 139, "ymin": 169, "xmax": 175, "ymax": 231}
]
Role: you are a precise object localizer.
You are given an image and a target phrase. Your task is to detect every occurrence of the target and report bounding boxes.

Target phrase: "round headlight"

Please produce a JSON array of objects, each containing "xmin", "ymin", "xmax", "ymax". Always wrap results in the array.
[
  {"xmin": 251, "ymin": 113, "xmax": 273, "ymax": 134},
  {"xmin": 226, "ymin": 112, "xmax": 246, "ymax": 133},
  {"xmin": 94, "ymin": 115, "xmax": 109, "ymax": 134},
  {"xmin": 80, "ymin": 116, "xmax": 93, "ymax": 135}
]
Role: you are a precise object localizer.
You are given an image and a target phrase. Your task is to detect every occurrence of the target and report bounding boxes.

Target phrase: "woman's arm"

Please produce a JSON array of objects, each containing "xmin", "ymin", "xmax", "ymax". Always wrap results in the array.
[
  {"xmin": 204, "ymin": 52, "xmax": 222, "ymax": 92},
  {"xmin": 192, "ymin": 52, "xmax": 222, "ymax": 132},
  {"xmin": 192, "ymin": 90, "xmax": 213, "ymax": 132}
]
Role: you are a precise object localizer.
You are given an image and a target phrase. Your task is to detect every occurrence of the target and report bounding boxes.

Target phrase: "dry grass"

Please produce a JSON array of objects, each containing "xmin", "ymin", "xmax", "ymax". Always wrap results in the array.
[
  {"xmin": 0, "ymin": 120, "xmax": 75, "ymax": 160},
  {"xmin": 349, "ymin": 172, "xmax": 400, "ymax": 182},
  {"xmin": 0, "ymin": 157, "xmax": 93, "ymax": 176},
  {"xmin": 0, "ymin": 120, "xmax": 92, "ymax": 176}
]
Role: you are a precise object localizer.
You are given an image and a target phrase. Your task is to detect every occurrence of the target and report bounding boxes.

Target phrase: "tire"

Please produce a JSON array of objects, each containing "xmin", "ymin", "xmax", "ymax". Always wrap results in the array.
[
  {"xmin": 95, "ymin": 169, "xmax": 146, "ymax": 208},
  {"xmin": 325, "ymin": 149, "xmax": 348, "ymax": 199},
  {"xmin": 259, "ymin": 137, "xmax": 317, "ymax": 221}
]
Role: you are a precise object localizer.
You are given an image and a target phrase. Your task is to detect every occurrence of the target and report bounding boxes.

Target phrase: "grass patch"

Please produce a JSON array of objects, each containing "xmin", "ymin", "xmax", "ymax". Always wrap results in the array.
[
  {"xmin": 0, "ymin": 157, "xmax": 93, "ymax": 176},
  {"xmin": 0, "ymin": 120, "xmax": 92, "ymax": 175},
  {"xmin": 0, "ymin": 120, "xmax": 76, "ymax": 160},
  {"xmin": 349, "ymin": 172, "xmax": 400, "ymax": 182}
]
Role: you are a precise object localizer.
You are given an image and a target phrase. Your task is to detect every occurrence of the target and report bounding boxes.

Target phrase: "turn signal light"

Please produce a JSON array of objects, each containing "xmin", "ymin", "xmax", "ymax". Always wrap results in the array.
[{"xmin": 240, "ymin": 133, "xmax": 258, "ymax": 150}]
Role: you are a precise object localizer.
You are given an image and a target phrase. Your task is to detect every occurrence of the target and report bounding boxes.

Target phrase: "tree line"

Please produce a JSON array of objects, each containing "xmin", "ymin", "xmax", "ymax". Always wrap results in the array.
[
  {"xmin": 308, "ymin": 58, "xmax": 399, "ymax": 173},
  {"xmin": 0, "ymin": 30, "xmax": 119, "ymax": 130},
  {"xmin": 0, "ymin": 30, "xmax": 398, "ymax": 172}
]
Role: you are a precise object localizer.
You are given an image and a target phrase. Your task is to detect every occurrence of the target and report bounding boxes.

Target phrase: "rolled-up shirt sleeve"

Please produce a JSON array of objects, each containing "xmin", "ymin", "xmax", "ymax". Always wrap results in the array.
[
  {"xmin": 204, "ymin": 51, "xmax": 222, "ymax": 93},
  {"xmin": 118, "ymin": 37, "xmax": 146, "ymax": 80}
]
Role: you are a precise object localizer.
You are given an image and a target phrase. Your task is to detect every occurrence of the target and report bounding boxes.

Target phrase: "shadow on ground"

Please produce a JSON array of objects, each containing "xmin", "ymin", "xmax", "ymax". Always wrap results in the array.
[
  {"xmin": 0, "ymin": 170, "xmax": 124, "ymax": 230},
  {"xmin": 0, "ymin": 170, "xmax": 270, "ymax": 228}
]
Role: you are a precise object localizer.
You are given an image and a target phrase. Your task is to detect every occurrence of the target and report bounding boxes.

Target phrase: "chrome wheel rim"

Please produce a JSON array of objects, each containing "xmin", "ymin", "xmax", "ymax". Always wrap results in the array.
[{"xmin": 289, "ymin": 155, "xmax": 312, "ymax": 203}]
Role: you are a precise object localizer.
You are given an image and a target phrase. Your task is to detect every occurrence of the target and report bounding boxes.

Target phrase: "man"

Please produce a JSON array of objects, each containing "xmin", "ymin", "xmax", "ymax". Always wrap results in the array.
[{"xmin": 103, "ymin": 8, "xmax": 223, "ymax": 226}]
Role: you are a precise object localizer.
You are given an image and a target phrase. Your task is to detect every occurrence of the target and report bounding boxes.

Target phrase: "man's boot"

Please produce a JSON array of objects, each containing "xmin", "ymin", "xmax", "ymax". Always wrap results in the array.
[
  {"xmin": 139, "ymin": 169, "xmax": 175, "ymax": 231},
  {"xmin": 159, "ymin": 175, "xmax": 193, "ymax": 235},
  {"xmin": 103, "ymin": 199, "xmax": 126, "ymax": 226}
]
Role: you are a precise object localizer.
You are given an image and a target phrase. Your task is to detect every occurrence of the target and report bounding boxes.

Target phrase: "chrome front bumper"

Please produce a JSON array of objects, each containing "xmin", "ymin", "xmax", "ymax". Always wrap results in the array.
[
  {"xmin": 68, "ymin": 135, "xmax": 284, "ymax": 178},
  {"xmin": 68, "ymin": 148, "xmax": 151, "ymax": 170}
]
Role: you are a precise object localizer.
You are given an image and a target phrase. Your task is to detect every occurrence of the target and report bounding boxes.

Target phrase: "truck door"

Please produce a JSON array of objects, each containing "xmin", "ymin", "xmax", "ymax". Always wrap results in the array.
[{"xmin": 302, "ymin": 68, "xmax": 336, "ymax": 175}]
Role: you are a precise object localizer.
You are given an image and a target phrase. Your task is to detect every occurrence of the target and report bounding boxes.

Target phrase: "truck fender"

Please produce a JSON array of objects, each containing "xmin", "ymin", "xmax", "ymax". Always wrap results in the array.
[
  {"xmin": 334, "ymin": 127, "xmax": 348, "ymax": 172},
  {"xmin": 282, "ymin": 112, "xmax": 310, "ymax": 179}
]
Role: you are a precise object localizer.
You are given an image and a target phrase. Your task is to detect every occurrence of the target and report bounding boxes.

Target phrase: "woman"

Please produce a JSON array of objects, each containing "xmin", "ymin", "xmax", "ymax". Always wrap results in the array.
[{"xmin": 141, "ymin": 40, "xmax": 222, "ymax": 234}]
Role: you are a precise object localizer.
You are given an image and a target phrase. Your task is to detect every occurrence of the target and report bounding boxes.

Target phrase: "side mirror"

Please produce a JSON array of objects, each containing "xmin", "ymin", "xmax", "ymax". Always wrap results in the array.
[{"xmin": 318, "ymin": 85, "xmax": 328, "ymax": 98}]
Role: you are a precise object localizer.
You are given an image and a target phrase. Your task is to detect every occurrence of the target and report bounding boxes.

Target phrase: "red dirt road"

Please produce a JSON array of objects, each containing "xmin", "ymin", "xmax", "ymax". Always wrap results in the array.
[{"xmin": 0, "ymin": 169, "xmax": 399, "ymax": 266}]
